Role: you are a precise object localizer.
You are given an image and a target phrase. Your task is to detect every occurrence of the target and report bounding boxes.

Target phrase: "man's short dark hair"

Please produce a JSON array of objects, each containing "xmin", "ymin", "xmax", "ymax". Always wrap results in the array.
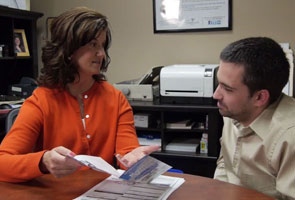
[{"xmin": 220, "ymin": 37, "xmax": 290, "ymax": 104}]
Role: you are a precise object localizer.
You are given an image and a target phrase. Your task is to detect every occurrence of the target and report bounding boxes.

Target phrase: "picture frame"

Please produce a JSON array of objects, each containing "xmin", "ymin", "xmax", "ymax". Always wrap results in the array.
[
  {"xmin": 14, "ymin": 29, "xmax": 30, "ymax": 56},
  {"xmin": 153, "ymin": 0, "xmax": 232, "ymax": 33}
]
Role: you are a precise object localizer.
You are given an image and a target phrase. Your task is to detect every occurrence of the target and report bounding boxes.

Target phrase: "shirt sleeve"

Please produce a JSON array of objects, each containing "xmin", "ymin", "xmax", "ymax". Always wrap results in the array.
[
  {"xmin": 115, "ymin": 92, "xmax": 140, "ymax": 157},
  {"xmin": 0, "ymin": 93, "xmax": 45, "ymax": 182},
  {"xmin": 214, "ymin": 137, "xmax": 228, "ymax": 182},
  {"xmin": 273, "ymin": 128, "xmax": 295, "ymax": 199}
]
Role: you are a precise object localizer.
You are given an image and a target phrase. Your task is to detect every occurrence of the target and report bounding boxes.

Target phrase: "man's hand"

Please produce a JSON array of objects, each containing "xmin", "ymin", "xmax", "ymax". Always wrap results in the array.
[
  {"xmin": 40, "ymin": 146, "xmax": 81, "ymax": 178},
  {"xmin": 117, "ymin": 145, "xmax": 160, "ymax": 168}
]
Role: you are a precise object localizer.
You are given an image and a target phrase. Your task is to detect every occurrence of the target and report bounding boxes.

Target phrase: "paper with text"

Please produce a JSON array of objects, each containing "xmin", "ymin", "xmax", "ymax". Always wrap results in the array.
[
  {"xmin": 120, "ymin": 155, "xmax": 172, "ymax": 183},
  {"xmin": 68, "ymin": 155, "xmax": 121, "ymax": 177},
  {"xmin": 74, "ymin": 169, "xmax": 185, "ymax": 200},
  {"xmin": 69, "ymin": 155, "xmax": 172, "ymax": 183}
]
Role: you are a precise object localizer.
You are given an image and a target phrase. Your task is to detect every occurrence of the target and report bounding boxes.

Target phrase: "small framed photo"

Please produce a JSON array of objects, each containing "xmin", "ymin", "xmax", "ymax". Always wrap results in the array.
[
  {"xmin": 14, "ymin": 29, "xmax": 30, "ymax": 56},
  {"xmin": 153, "ymin": 0, "xmax": 232, "ymax": 33}
]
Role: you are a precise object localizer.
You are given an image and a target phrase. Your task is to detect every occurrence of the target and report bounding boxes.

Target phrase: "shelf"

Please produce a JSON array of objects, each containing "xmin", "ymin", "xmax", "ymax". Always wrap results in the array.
[
  {"xmin": 0, "ymin": 56, "xmax": 32, "ymax": 60},
  {"xmin": 0, "ymin": 57, "xmax": 15, "ymax": 60},
  {"xmin": 130, "ymin": 100, "xmax": 220, "ymax": 112},
  {"xmin": 15, "ymin": 56, "xmax": 32, "ymax": 59},
  {"xmin": 130, "ymin": 100, "xmax": 223, "ymax": 177},
  {"xmin": 164, "ymin": 128, "xmax": 208, "ymax": 133},
  {"xmin": 0, "ymin": 6, "xmax": 43, "ymax": 95},
  {"xmin": 152, "ymin": 150, "xmax": 217, "ymax": 160},
  {"xmin": 136, "ymin": 127, "xmax": 161, "ymax": 132}
]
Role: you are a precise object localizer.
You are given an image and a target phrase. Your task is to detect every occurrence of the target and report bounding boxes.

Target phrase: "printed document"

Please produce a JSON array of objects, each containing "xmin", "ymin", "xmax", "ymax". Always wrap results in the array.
[
  {"xmin": 74, "ymin": 170, "xmax": 185, "ymax": 200},
  {"xmin": 68, "ymin": 155, "xmax": 171, "ymax": 183}
]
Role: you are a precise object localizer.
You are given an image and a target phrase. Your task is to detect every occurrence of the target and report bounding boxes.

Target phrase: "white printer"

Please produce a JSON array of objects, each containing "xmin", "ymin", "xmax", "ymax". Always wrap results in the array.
[
  {"xmin": 160, "ymin": 64, "xmax": 219, "ymax": 104},
  {"xmin": 114, "ymin": 66, "xmax": 162, "ymax": 101}
]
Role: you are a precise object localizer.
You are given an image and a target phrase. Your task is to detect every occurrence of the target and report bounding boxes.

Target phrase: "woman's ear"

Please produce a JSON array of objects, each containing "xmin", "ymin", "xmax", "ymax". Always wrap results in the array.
[{"xmin": 254, "ymin": 89, "xmax": 270, "ymax": 107}]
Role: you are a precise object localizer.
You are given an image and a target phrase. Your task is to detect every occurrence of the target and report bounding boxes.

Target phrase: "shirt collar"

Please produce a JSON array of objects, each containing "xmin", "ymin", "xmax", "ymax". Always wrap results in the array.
[
  {"xmin": 248, "ymin": 95, "xmax": 282, "ymax": 139},
  {"xmin": 233, "ymin": 94, "xmax": 282, "ymax": 139}
]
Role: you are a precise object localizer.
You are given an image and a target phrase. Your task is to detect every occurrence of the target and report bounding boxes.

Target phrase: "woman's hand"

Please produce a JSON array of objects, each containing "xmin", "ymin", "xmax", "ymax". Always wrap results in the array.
[
  {"xmin": 117, "ymin": 145, "xmax": 160, "ymax": 168},
  {"xmin": 39, "ymin": 146, "xmax": 81, "ymax": 178}
]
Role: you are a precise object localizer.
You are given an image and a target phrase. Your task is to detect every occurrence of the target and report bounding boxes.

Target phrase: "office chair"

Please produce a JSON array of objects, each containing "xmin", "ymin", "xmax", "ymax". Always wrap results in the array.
[{"xmin": 5, "ymin": 107, "xmax": 20, "ymax": 134}]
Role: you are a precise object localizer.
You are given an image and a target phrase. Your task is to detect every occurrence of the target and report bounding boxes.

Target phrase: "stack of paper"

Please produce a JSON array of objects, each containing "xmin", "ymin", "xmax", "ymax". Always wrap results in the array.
[
  {"xmin": 138, "ymin": 137, "xmax": 161, "ymax": 146},
  {"xmin": 166, "ymin": 138, "xmax": 199, "ymax": 152},
  {"xmin": 166, "ymin": 120, "xmax": 194, "ymax": 130}
]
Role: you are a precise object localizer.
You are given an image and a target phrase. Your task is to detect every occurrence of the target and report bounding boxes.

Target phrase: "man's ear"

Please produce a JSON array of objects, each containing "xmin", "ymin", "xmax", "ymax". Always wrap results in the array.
[{"xmin": 254, "ymin": 89, "xmax": 270, "ymax": 107}]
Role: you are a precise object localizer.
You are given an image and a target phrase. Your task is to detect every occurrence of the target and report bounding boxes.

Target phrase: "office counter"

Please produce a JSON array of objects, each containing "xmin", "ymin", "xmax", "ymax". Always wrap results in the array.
[{"xmin": 0, "ymin": 169, "xmax": 274, "ymax": 200}]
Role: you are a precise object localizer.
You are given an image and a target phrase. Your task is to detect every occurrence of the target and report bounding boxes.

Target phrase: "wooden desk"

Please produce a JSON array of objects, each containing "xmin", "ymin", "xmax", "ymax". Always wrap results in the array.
[{"xmin": 0, "ymin": 170, "xmax": 274, "ymax": 200}]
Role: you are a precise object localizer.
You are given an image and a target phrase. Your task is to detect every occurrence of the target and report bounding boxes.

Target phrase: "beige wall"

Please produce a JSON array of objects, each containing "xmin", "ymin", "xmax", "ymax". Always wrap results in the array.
[{"xmin": 31, "ymin": 0, "xmax": 295, "ymax": 84}]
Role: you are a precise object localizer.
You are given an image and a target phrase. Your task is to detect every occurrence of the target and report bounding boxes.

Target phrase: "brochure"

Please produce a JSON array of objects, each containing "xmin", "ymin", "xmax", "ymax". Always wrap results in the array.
[{"xmin": 68, "ymin": 155, "xmax": 172, "ymax": 183}]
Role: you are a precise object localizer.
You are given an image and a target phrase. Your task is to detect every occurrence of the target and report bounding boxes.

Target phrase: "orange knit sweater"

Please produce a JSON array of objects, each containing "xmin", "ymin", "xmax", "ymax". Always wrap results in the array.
[{"xmin": 0, "ymin": 81, "xmax": 139, "ymax": 182}]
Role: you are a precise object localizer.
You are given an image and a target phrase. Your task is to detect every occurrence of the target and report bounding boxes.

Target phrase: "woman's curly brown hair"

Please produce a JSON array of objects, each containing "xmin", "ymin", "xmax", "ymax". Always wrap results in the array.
[{"xmin": 38, "ymin": 7, "xmax": 111, "ymax": 89}]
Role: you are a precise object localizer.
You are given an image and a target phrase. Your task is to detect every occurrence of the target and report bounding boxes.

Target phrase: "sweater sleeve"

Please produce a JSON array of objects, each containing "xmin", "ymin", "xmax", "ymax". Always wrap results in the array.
[
  {"xmin": 0, "ymin": 92, "xmax": 45, "ymax": 182},
  {"xmin": 115, "ymin": 92, "xmax": 139, "ymax": 156}
]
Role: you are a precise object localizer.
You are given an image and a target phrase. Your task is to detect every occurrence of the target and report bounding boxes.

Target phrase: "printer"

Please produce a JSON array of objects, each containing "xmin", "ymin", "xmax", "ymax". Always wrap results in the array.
[
  {"xmin": 160, "ymin": 64, "xmax": 219, "ymax": 104},
  {"xmin": 114, "ymin": 66, "xmax": 162, "ymax": 101},
  {"xmin": 8, "ymin": 77, "xmax": 38, "ymax": 98}
]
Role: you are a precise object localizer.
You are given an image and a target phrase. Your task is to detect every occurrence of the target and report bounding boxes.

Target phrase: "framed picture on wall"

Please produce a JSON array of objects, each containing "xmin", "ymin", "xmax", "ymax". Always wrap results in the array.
[
  {"xmin": 153, "ymin": 0, "xmax": 232, "ymax": 33},
  {"xmin": 14, "ymin": 29, "xmax": 30, "ymax": 56}
]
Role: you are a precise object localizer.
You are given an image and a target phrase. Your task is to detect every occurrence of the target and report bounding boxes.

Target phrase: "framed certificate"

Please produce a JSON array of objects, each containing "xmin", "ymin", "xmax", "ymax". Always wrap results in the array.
[{"xmin": 153, "ymin": 0, "xmax": 232, "ymax": 33}]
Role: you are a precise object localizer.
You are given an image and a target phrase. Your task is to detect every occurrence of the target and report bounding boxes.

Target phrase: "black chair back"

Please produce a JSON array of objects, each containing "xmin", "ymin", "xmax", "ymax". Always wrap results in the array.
[{"xmin": 5, "ymin": 107, "xmax": 20, "ymax": 134}]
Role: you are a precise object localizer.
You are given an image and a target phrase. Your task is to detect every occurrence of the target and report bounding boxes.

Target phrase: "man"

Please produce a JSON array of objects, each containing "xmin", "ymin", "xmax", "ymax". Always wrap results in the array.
[{"xmin": 213, "ymin": 37, "xmax": 295, "ymax": 199}]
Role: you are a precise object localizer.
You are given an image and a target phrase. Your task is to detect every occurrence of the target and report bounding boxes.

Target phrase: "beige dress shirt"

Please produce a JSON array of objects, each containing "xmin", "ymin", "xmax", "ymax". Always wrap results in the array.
[{"xmin": 214, "ymin": 94, "xmax": 295, "ymax": 200}]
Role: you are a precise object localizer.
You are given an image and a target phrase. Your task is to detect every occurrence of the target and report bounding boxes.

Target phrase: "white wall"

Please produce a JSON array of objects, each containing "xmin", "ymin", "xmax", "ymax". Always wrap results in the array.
[{"xmin": 31, "ymin": 0, "xmax": 295, "ymax": 84}]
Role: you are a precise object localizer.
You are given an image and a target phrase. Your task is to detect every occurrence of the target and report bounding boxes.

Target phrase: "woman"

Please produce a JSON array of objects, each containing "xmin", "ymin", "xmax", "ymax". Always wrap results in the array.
[
  {"xmin": 0, "ymin": 7, "xmax": 158, "ymax": 182},
  {"xmin": 14, "ymin": 34, "xmax": 25, "ymax": 53}
]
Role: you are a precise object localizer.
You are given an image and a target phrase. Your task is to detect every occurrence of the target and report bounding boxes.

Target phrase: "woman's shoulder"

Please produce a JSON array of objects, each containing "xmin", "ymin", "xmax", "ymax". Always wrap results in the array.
[
  {"xmin": 27, "ymin": 86, "xmax": 64, "ymax": 102},
  {"xmin": 33, "ymin": 86, "xmax": 60, "ymax": 95}
]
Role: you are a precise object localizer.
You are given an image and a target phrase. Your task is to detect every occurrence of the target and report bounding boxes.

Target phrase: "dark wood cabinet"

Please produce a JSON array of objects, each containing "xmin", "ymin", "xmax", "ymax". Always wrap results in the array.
[
  {"xmin": 130, "ymin": 101, "xmax": 223, "ymax": 178},
  {"xmin": 0, "ymin": 6, "xmax": 43, "ymax": 95}
]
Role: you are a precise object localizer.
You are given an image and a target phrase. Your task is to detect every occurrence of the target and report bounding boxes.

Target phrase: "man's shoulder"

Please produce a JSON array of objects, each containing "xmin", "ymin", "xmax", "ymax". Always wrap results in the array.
[
  {"xmin": 275, "ymin": 94, "xmax": 295, "ymax": 117},
  {"xmin": 271, "ymin": 94, "xmax": 295, "ymax": 129}
]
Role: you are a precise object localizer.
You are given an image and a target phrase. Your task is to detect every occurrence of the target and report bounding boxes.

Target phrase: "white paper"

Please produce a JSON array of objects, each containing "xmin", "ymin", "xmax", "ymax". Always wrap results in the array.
[
  {"xmin": 69, "ymin": 155, "xmax": 121, "ymax": 177},
  {"xmin": 74, "ymin": 169, "xmax": 185, "ymax": 200},
  {"xmin": 0, "ymin": 0, "xmax": 9, "ymax": 7},
  {"xmin": 69, "ymin": 155, "xmax": 172, "ymax": 183}
]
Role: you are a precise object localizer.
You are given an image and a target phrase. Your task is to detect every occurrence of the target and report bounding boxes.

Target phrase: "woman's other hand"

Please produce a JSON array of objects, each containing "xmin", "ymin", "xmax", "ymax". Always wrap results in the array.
[
  {"xmin": 117, "ymin": 145, "xmax": 160, "ymax": 168},
  {"xmin": 39, "ymin": 146, "xmax": 81, "ymax": 178}
]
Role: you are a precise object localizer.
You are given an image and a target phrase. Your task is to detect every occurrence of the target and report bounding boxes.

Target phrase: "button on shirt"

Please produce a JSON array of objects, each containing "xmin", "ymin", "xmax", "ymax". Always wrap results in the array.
[{"xmin": 214, "ymin": 94, "xmax": 295, "ymax": 200}]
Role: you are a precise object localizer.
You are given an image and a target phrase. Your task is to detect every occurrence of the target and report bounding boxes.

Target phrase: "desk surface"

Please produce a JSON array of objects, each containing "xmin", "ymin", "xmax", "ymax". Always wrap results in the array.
[{"xmin": 0, "ymin": 170, "xmax": 274, "ymax": 200}]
